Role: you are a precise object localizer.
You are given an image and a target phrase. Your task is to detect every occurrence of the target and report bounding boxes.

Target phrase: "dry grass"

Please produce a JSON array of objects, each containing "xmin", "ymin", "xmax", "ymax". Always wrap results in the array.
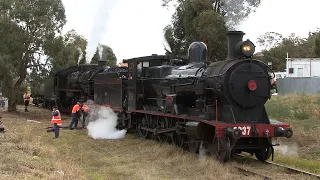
[
  {"xmin": 0, "ymin": 105, "xmax": 317, "ymax": 179},
  {"xmin": 265, "ymin": 94, "xmax": 320, "ymax": 172}
]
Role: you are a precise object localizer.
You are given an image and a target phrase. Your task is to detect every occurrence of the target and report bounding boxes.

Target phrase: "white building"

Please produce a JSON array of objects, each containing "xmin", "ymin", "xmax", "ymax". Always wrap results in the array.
[{"xmin": 286, "ymin": 58, "xmax": 320, "ymax": 77}]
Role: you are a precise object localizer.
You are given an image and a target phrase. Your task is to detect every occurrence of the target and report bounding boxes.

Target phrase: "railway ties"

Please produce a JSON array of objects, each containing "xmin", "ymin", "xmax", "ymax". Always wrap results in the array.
[{"xmin": 234, "ymin": 166, "xmax": 272, "ymax": 180}]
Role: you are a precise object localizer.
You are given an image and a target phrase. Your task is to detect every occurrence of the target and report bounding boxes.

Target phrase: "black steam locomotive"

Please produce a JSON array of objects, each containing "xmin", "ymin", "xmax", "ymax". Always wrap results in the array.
[{"xmin": 43, "ymin": 31, "xmax": 293, "ymax": 162}]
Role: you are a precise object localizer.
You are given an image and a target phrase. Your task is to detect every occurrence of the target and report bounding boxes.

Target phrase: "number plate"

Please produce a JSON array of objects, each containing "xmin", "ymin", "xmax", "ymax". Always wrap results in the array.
[{"xmin": 233, "ymin": 126, "xmax": 251, "ymax": 136}]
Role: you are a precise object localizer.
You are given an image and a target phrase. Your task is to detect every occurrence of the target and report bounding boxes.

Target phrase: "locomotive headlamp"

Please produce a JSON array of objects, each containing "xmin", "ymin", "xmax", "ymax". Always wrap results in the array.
[
  {"xmin": 236, "ymin": 40, "xmax": 255, "ymax": 58},
  {"xmin": 243, "ymin": 45, "xmax": 251, "ymax": 52}
]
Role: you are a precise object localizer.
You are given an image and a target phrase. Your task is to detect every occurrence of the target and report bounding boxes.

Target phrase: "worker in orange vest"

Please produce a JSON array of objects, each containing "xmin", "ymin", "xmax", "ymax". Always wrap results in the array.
[
  {"xmin": 51, "ymin": 106, "xmax": 62, "ymax": 138},
  {"xmin": 69, "ymin": 102, "xmax": 81, "ymax": 130},
  {"xmin": 23, "ymin": 91, "xmax": 30, "ymax": 112},
  {"xmin": 81, "ymin": 103, "xmax": 90, "ymax": 129}
]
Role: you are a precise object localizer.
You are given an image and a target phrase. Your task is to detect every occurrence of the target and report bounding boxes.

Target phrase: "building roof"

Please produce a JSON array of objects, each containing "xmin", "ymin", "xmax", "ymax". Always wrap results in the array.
[
  {"xmin": 287, "ymin": 58, "xmax": 320, "ymax": 61},
  {"xmin": 254, "ymin": 52, "xmax": 264, "ymax": 57}
]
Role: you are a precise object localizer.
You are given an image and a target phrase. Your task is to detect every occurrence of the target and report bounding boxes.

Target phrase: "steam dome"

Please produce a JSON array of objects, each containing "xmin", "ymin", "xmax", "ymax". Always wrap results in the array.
[{"xmin": 188, "ymin": 42, "xmax": 207, "ymax": 63}]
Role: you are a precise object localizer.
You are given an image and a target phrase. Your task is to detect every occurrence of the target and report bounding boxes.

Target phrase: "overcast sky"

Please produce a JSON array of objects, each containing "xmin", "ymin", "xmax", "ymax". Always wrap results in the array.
[{"xmin": 61, "ymin": 0, "xmax": 320, "ymax": 64}]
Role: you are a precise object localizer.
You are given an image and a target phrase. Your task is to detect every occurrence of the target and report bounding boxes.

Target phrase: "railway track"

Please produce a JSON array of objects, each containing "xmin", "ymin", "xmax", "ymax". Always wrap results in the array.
[
  {"xmin": 234, "ymin": 166, "xmax": 272, "ymax": 179},
  {"xmin": 236, "ymin": 154, "xmax": 320, "ymax": 179}
]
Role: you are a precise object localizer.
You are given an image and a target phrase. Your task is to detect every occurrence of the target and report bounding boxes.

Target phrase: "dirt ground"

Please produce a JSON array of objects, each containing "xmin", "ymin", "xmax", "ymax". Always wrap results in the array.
[{"xmin": 0, "ymin": 105, "xmax": 317, "ymax": 180}]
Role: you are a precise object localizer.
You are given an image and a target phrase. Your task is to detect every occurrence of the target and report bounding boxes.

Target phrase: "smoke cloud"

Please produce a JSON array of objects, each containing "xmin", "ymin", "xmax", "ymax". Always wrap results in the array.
[
  {"xmin": 217, "ymin": 0, "xmax": 262, "ymax": 30},
  {"xmin": 274, "ymin": 142, "xmax": 299, "ymax": 156},
  {"xmin": 270, "ymin": 119, "xmax": 299, "ymax": 156},
  {"xmin": 85, "ymin": 0, "xmax": 117, "ymax": 62},
  {"xmin": 77, "ymin": 47, "xmax": 83, "ymax": 65},
  {"xmin": 85, "ymin": 100, "xmax": 127, "ymax": 139}
]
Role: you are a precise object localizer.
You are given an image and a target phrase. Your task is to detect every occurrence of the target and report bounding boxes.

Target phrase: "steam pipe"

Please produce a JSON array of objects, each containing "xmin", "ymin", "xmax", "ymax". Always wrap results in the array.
[{"xmin": 227, "ymin": 31, "xmax": 245, "ymax": 60}]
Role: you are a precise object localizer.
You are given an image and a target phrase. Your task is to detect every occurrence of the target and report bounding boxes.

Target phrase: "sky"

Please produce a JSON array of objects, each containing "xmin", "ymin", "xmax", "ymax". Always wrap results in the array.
[{"xmin": 61, "ymin": 0, "xmax": 320, "ymax": 64}]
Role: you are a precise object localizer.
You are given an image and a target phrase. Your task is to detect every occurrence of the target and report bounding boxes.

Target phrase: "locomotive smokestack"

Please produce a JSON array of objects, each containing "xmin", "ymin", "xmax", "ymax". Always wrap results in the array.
[
  {"xmin": 98, "ymin": 45, "xmax": 107, "ymax": 67},
  {"xmin": 188, "ymin": 42, "xmax": 207, "ymax": 64},
  {"xmin": 98, "ymin": 58, "xmax": 106, "ymax": 67},
  {"xmin": 227, "ymin": 31, "xmax": 245, "ymax": 60}
]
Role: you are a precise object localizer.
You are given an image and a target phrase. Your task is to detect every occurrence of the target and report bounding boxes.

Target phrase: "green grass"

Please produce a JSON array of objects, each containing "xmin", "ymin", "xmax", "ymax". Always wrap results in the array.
[
  {"xmin": 273, "ymin": 153, "xmax": 320, "ymax": 174},
  {"xmin": 1, "ymin": 103, "xmax": 319, "ymax": 179},
  {"xmin": 1, "ymin": 106, "xmax": 262, "ymax": 180},
  {"xmin": 265, "ymin": 94, "xmax": 320, "ymax": 171}
]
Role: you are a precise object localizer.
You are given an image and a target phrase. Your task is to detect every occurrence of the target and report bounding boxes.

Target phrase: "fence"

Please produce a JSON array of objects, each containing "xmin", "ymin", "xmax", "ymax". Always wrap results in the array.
[{"xmin": 277, "ymin": 77, "xmax": 320, "ymax": 95}]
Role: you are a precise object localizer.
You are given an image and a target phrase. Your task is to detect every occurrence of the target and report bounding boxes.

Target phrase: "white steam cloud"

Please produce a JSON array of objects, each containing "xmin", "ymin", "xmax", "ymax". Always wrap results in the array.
[
  {"xmin": 86, "ymin": 0, "xmax": 117, "ymax": 62},
  {"xmin": 213, "ymin": 0, "xmax": 262, "ymax": 30},
  {"xmin": 98, "ymin": 44, "xmax": 104, "ymax": 61},
  {"xmin": 274, "ymin": 142, "xmax": 299, "ymax": 157},
  {"xmin": 85, "ymin": 100, "xmax": 127, "ymax": 139},
  {"xmin": 77, "ymin": 47, "xmax": 83, "ymax": 65}
]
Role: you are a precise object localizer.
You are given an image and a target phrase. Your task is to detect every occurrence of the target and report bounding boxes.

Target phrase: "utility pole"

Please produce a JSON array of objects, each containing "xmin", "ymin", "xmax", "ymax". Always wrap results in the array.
[{"xmin": 285, "ymin": 52, "xmax": 290, "ymax": 61}]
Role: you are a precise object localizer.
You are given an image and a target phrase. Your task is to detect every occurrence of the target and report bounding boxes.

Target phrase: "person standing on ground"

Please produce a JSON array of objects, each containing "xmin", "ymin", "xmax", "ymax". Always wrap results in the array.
[
  {"xmin": 51, "ymin": 106, "xmax": 62, "ymax": 138},
  {"xmin": 0, "ymin": 116, "xmax": 4, "ymax": 132},
  {"xmin": 69, "ymin": 102, "xmax": 81, "ymax": 130},
  {"xmin": 23, "ymin": 91, "xmax": 30, "ymax": 112},
  {"xmin": 81, "ymin": 103, "xmax": 90, "ymax": 129}
]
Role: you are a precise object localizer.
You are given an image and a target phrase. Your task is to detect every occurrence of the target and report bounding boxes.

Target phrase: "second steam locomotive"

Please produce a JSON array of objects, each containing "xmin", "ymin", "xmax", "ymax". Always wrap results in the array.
[{"xmin": 40, "ymin": 31, "xmax": 293, "ymax": 162}]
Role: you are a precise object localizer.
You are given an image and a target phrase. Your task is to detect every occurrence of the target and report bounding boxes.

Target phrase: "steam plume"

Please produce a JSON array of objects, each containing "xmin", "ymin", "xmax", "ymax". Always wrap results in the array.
[
  {"xmin": 274, "ymin": 142, "xmax": 299, "ymax": 156},
  {"xmin": 77, "ymin": 47, "xmax": 83, "ymax": 65},
  {"xmin": 98, "ymin": 44, "xmax": 104, "ymax": 60},
  {"xmin": 85, "ymin": 100, "xmax": 127, "ymax": 139},
  {"xmin": 214, "ymin": 0, "xmax": 262, "ymax": 30},
  {"xmin": 86, "ymin": 0, "xmax": 117, "ymax": 62}
]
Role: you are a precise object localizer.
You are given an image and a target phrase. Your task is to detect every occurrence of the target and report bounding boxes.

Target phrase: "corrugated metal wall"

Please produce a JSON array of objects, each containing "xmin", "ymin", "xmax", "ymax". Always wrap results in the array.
[{"xmin": 277, "ymin": 77, "xmax": 320, "ymax": 95}]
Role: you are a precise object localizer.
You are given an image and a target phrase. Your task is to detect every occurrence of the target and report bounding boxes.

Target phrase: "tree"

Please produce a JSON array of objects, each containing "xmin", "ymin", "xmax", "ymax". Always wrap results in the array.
[
  {"xmin": 255, "ymin": 30, "xmax": 320, "ymax": 71},
  {"xmin": 162, "ymin": 0, "xmax": 262, "ymax": 29},
  {"xmin": 90, "ymin": 44, "xmax": 117, "ymax": 66},
  {"xmin": 257, "ymin": 32, "xmax": 284, "ymax": 51},
  {"xmin": 163, "ymin": 0, "xmax": 228, "ymax": 62},
  {"xmin": 0, "ymin": 0, "xmax": 66, "ymax": 111},
  {"xmin": 43, "ymin": 29, "xmax": 88, "ymax": 76}
]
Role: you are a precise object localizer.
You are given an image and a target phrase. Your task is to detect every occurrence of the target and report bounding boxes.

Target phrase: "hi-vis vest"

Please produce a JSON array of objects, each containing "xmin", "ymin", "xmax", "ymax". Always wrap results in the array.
[
  {"xmin": 82, "ymin": 104, "xmax": 90, "ymax": 113},
  {"xmin": 23, "ymin": 93, "xmax": 30, "ymax": 102},
  {"xmin": 51, "ymin": 110, "xmax": 62, "ymax": 125}
]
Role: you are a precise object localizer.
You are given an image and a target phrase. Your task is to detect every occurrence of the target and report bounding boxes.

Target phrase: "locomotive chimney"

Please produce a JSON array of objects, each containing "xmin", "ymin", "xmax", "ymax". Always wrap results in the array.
[
  {"xmin": 227, "ymin": 31, "xmax": 245, "ymax": 60},
  {"xmin": 97, "ymin": 45, "xmax": 107, "ymax": 67},
  {"xmin": 98, "ymin": 58, "xmax": 106, "ymax": 67},
  {"xmin": 188, "ymin": 42, "xmax": 207, "ymax": 64}
]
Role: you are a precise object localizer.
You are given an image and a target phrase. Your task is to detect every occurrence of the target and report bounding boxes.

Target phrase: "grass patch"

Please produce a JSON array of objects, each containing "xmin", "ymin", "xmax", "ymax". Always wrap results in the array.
[
  {"xmin": 266, "ymin": 94, "xmax": 320, "ymax": 170},
  {"xmin": 1, "ymin": 106, "xmax": 316, "ymax": 179},
  {"xmin": 0, "ymin": 106, "xmax": 252, "ymax": 179},
  {"xmin": 273, "ymin": 153, "xmax": 320, "ymax": 174}
]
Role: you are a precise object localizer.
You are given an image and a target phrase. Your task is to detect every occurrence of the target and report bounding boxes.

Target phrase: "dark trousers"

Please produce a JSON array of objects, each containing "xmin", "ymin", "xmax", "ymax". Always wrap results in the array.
[
  {"xmin": 69, "ymin": 113, "xmax": 78, "ymax": 129},
  {"xmin": 82, "ymin": 112, "xmax": 88, "ymax": 128},
  {"xmin": 24, "ymin": 100, "xmax": 29, "ymax": 111},
  {"xmin": 54, "ymin": 123, "xmax": 59, "ymax": 138}
]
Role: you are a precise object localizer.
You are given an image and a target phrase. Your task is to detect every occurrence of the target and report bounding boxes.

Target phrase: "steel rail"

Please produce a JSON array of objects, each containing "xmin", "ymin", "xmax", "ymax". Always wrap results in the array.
[{"xmin": 236, "ymin": 154, "xmax": 320, "ymax": 179}]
